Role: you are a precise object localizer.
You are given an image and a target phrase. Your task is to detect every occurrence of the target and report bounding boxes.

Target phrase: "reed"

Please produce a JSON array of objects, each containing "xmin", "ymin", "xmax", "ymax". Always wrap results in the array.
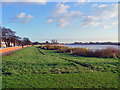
[{"xmin": 39, "ymin": 44, "xmax": 120, "ymax": 58}]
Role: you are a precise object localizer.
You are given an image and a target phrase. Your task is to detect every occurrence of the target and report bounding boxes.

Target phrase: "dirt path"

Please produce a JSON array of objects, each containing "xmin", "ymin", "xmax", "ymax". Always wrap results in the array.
[
  {"xmin": 36, "ymin": 47, "xmax": 45, "ymax": 55},
  {"xmin": 0, "ymin": 45, "xmax": 31, "ymax": 56}
]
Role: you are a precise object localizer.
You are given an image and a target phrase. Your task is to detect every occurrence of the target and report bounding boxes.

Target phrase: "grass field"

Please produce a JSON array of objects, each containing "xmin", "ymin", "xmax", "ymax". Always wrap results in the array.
[{"xmin": 2, "ymin": 46, "xmax": 119, "ymax": 88}]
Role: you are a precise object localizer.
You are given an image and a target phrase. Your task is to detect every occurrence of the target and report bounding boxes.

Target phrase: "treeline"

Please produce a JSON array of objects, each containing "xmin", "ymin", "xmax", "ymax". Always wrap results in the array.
[
  {"xmin": 0, "ymin": 27, "xmax": 32, "ymax": 48},
  {"xmin": 67, "ymin": 42, "xmax": 120, "ymax": 45},
  {"xmin": 32, "ymin": 40, "xmax": 59, "ymax": 45}
]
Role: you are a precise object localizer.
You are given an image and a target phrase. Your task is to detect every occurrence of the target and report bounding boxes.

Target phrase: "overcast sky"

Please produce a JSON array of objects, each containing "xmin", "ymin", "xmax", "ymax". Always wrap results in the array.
[{"xmin": 2, "ymin": 1, "xmax": 118, "ymax": 43}]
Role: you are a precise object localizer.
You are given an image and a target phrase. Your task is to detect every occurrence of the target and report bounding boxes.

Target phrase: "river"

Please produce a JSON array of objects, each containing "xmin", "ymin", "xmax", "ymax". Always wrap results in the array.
[{"xmin": 64, "ymin": 45, "xmax": 119, "ymax": 50}]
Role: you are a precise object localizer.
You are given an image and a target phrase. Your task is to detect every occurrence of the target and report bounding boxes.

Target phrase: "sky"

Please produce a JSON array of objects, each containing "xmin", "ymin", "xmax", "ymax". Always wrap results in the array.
[{"xmin": 1, "ymin": 1, "xmax": 118, "ymax": 43}]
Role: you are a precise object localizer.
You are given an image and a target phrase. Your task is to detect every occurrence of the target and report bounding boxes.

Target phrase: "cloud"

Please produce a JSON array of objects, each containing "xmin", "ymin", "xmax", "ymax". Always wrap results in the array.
[
  {"xmin": 65, "ymin": 11, "xmax": 82, "ymax": 17},
  {"xmin": 79, "ymin": 4, "xmax": 118, "ymax": 28},
  {"xmin": 112, "ymin": 21, "xmax": 118, "ymax": 25},
  {"xmin": 97, "ymin": 4, "xmax": 118, "ymax": 20},
  {"xmin": 98, "ymin": 4, "xmax": 108, "ymax": 8},
  {"xmin": 56, "ymin": 19, "xmax": 69, "ymax": 27},
  {"xmin": 2, "ymin": 0, "xmax": 47, "ymax": 5},
  {"xmin": 78, "ymin": 0, "xmax": 85, "ymax": 4},
  {"xmin": 47, "ymin": 3, "xmax": 118, "ymax": 29},
  {"xmin": 47, "ymin": 19, "xmax": 53, "ymax": 23},
  {"xmin": 50, "ymin": 2, "xmax": 70, "ymax": 18},
  {"xmin": 56, "ymin": 11, "xmax": 82, "ymax": 27},
  {"xmin": 103, "ymin": 25, "xmax": 109, "ymax": 29},
  {"xmin": 23, "ymin": 14, "xmax": 34, "ymax": 23},
  {"xmin": 47, "ymin": 2, "xmax": 83, "ymax": 28},
  {"xmin": 46, "ymin": 2, "xmax": 70, "ymax": 27},
  {"xmin": 12, "ymin": 12, "xmax": 34, "ymax": 24},
  {"xmin": 16, "ymin": 12, "xmax": 26, "ymax": 19},
  {"xmin": 79, "ymin": 16, "xmax": 99, "ymax": 27},
  {"xmin": 77, "ymin": 0, "xmax": 92, "ymax": 4},
  {"xmin": 92, "ymin": 4, "xmax": 98, "ymax": 7}
]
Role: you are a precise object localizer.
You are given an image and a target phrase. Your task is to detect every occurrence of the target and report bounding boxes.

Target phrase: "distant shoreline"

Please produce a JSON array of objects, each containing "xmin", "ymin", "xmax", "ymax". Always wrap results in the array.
[{"xmin": 65, "ymin": 44, "xmax": 119, "ymax": 46}]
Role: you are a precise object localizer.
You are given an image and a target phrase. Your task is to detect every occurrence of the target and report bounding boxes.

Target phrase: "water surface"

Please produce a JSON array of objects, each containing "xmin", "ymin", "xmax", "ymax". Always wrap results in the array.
[{"xmin": 64, "ymin": 45, "xmax": 119, "ymax": 50}]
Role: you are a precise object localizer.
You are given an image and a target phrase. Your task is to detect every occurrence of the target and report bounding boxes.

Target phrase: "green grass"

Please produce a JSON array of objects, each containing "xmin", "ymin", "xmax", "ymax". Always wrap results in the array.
[{"xmin": 2, "ymin": 46, "xmax": 119, "ymax": 88}]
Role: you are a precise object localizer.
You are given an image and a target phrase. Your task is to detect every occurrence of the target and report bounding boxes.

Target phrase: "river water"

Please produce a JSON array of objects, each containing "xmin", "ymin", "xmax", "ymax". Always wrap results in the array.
[{"xmin": 64, "ymin": 45, "xmax": 119, "ymax": 50}]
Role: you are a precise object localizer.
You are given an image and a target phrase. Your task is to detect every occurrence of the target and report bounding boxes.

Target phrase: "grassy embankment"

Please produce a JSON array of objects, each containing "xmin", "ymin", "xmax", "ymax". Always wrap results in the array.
[{"xmin": 2, "ymin": 46, "xmax": 119, "ymax": 88}]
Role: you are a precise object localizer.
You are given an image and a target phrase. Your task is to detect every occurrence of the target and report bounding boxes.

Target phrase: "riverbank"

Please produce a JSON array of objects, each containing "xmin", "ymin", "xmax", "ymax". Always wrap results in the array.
[{"xmin": 2, "ymin": 46, "xmax": 118, "ymax": 88}]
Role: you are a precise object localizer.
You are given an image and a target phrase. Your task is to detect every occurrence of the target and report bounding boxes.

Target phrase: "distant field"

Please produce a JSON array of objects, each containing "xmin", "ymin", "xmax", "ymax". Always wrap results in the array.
[{"xmin": 2, "ymin": 46, "xmax": 119, "ymax": 88}]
